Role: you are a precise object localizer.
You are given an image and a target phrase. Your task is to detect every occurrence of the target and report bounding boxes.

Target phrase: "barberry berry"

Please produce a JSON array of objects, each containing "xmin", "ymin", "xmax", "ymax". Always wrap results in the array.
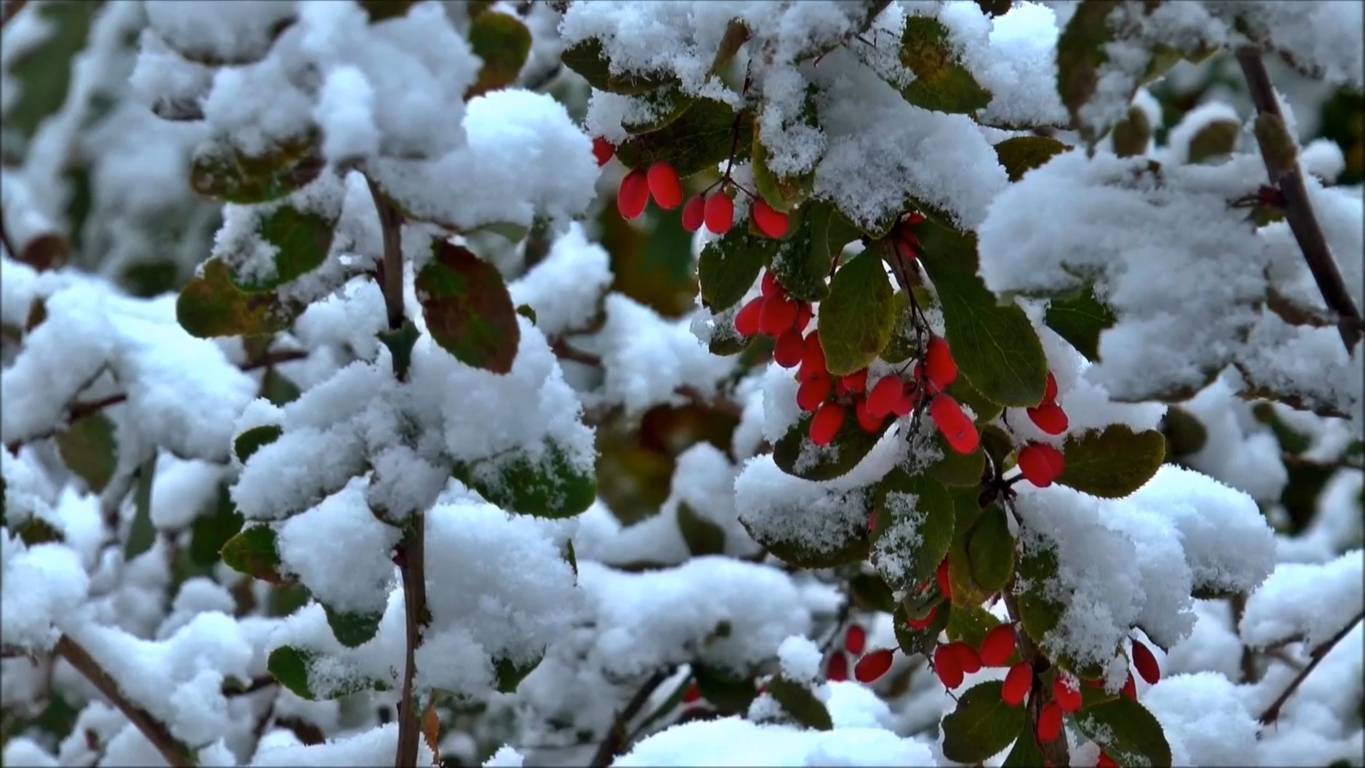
[
  {"xmin": 799, "ymin": 332, "xmax": 827, "ymax": 381},
  {"xmin": 1132, "ymin": 640, "xmax": 1160, "ymax": 685},
  {"xmin": 617, "ymin": 170, "xmax": 649, "ymax": 220},
  {"xmin": 980, "ymin": 625, "xmax": 1017, "ymax": 667},
  {"xmin": 906, "ymin": 606, "xmax": 938, "ymax": 631},
  {"xmin": 854, "ymin": 649, "xmax": 894, "ymax": 683},
  {"xmin": 1002, "ymin": 662, "xmax": 1032, "ymax": 706},
  {"xmin": 952, "ymin": 642, "xmax": 982, "ymax": 674},
  {"xmin": 1028, "ymin": 402, "xmax": 1069, "ymax": 435},
  {"xmin": 838, "ymin": 369, "xmax": 868, "ymax": 395},
  {"xmin": 681, "ymin": 195, "xmax": 705, "ymax": 232},
  {"xmin": 867, "ymin": 375, "xmax": 904, "ymax": 419},
  {"xmin": 925, "ymin": 337, "xmax": 958, "ymax": 390},
  {"xmin": 855, "ymin": 397, "xmax": 885, "ymax": 434},
  {"xmin": 646, "ymin": 161, "xmax": 683, "ymax": 209},
  {"xmin": 734, "ymin": 297, "xmax": 764, "ymax": 337},
  {"xmin": 762, "ymin": 271, "xmax": 782, "ymax": 299},
  {"xmin": 704, "ymin": 192, "xmax": 733, "ymax": 234},
  {"xmin": 1053, "ymin": 676, "xmax": 1082, "ymax": 713},
  {"xmin": 810, "ymin": 402, "xmax": 845, "ymax": 446},
  {"xmin": 1018, "ymin": 442, "xmax": 1065, "ymax": 487},
  {"xmin": 682, "ymin": 682, "xmax": 701, "ymax": 704},
  {"xmin": 774, "ymin": 329, "xmax": 804, "ymax": 368},
  {"xmin": 760, "ymin": 295, "xmax": 798, "ymax": 336},
  {"xmin": 1042, "ymin": 372, "xmax": 1058, "ymax": 404},
  {"xmin": 592, "ymin": 137, "xmax": 615, "ymax": 166},
  {"xmin": 934, "ymin": 644, "xmax": 964, "ymax": 689},
  {"xmin": 845, "ymin": 624, "xmax": 867, "ymax": 656},
  {"xmin": 797, "ymin": 374, "xmax": 831, "ymax": 412},
  {"xmin": 1037, "ymin": 701, "xmax": 1063, "ymax": 743},
  {"xmin": 930, "ymin": 395, "xmax": 979, "ymax": 455},
  {"xmin": 826, "ymin": 652, "xmax": 849, "ymax": 682},
  {"xmin": 752, "ymin": 198, "xmax": 790, "ymax": 239}
]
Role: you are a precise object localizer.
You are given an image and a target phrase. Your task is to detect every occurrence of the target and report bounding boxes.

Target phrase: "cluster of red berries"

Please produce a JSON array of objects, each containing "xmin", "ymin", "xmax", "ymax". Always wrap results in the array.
[
  {"xmin": 933, "ymin": 623, "xmax": 1018, "ymax": 692},
  {"xmin": 826, "ymin": 623, "xmax": 897, "ymax": 685},
  {"xmin": 1016, "ymin": 373, "xmax": 1068, "ymax": 488}
]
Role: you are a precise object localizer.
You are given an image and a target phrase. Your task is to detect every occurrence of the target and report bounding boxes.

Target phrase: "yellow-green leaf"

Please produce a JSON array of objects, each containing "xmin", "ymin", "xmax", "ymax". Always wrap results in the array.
[
  {"xmin": 899, "ymin": 16, "xmax": 992, "ymax": 114},
  {"xmin": 1058, "ymin": 425, "xmax": 1166, "ymax": 498},
  {"xmin": 819, "ymin": 243, "xmax": 895, "ymax": 376},
  {"xmin": 467, "ymin": 12, "xmax": 531, "ymax": 97},
  {"xmin": 177, "ymin": 259, "xmax": 295, "ymax": 338}
]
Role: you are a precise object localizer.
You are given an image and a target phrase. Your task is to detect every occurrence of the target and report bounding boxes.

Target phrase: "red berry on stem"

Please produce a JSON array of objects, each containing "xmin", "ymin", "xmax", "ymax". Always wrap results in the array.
[
  {"xmin": 617, "ymin": 170, "xmax": 649, "ymax": 220},
  {"xmin": 810, "ymin": 403, "xmax": 845, "ymax": 446},
  {"xmin": 1037, "ymin": 701, "xmax": 1063, "ymax": 743},
  {"xmin": 980, "ymin": 625, "xmax": 1017, "ymax": 667},
  {"xmin": 867, "ymin": 376, "xmax": 904, "ymax": 419},
  {"xmin": 752, "ymin": 198, "xmax": 790, "ymax": 239},
  {"xmin": 839, "ymin": 368, "xmax": 868, "ymax": 395},
  {"xmin": 592, "ymin": 136, "xmax": 615, "ymax": 166},
  {"xmin": 844, "ymin": 624, "xmax": 867, "ymax": 656},
  {"xmin": 799, "ymin": 332, "xmax": 827, "ymax": 380},
  {"xmin": 854, "ymin": 648, "xmax": 894, "ymax": 683},
  {"xmin": 681, "ymin": 195, "xmax": 705, "ymax": 232},
  {"xmin": 734, "ymin": 297, "xmax": 764, "ymax": 337},
  {"xmin": 1018, "ymin": 443, "xmax": 1065, "ymax": 487},
  {"xmin": 704, "ymin": 192, "xmax": 733, "ymax": 234},
  {"xmin": 854, "ymin": 397, "xmax": 885, "ymax": 434},
  {"xmin": 1002, "ymin": 662, "xmax": 1032, "ymax": 706},
  {"xmin": 826, "ymin": 652, "xmax": 849, "ymax": 682},
  {"xmin": 762, "ymin": 271, "xmax": 782, "ymax": 299},
  {"xmin": 930, "ymin": 395, "xmax": 979, "ymax": 455},
  {"xmin": 1042, "ymin": 372, "xmax": 1058, "ymax": 404},
  {"xmin": 760, "ymin": 295, "xmax": 798, "ymax": 337},
  {"xmin": 933, "ymin": 645, "xmax": 964, "ymax": 689},
  {"xmin": 774, "ymin": 329, "xmax": 805, "ymax": 367},
  {"xmin": 1122, "ymin": 673, "xmax": 1137, "ymax": 700},
  {"xmin": 925, "ymin": 337, "xmax": 958, "ymax": 390},
  {"xmin": 797, "ymin": 374, "xmax": 831, "ymax": 412},
  {"xmin": 793, "ymin": 302, "xmax": 812, "ymax": 333},
  {"xmin": 952, "ymin": 642, "xmax": 982, "ymax": 675},
  {"xmin": 892, "ymin": 387, "xmax": 916, "ymax": 418},
  {"xmin": 682, "ymin": 682, "xmax": 701, "ymax": 704},
  {"xmin": 1053, "ymin": 676, "xmax": 1082, "ymax": 713},
  {"xmin": 1028, "ymin": 402, "xmax": 1069, "ymax": 435},
  {"xmin": 936, "ymin": 559, "xmax": 952, "ymax": 602},
  {"xmin": 1132, "ymin": 640, "xmax": 1160, "ymax": 685},
  {"xmin": 646, "ymin": 161, "xmax": 683, "ymax": 210}
]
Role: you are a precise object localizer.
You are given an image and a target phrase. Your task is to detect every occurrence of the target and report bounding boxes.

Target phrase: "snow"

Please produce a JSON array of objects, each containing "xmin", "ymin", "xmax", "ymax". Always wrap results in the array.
[
  {"xmin": 777, "ymin": 635, "xmax": 822, "ymax": 685},
  {"xmin": 1240, "ymin": 549, "xmax": 1364, "ymax": 649},
  {"xmin": 615, "ymin": 716, "xmax": 934, "ymax": 766},
  {"xmin": 508, "ymin": 223, "xmax": 613, "ymax": 337},
  {"xmin": 0, "ymin": 536, "xmax": 89, "ymax": 650},
  {"xmin": 593, "ymin": 294, "xmax": 732, "ymax": 415},
  {"xmin": 277, "ymin": 478, "xmax": 400, "ymax": 616},
  {"xmin": 253, "ymin": 722, "xmax": 434, "ymax": 766},
  {"xmin": 1143, "ymin": 672, "xmax": 1259, "ymax": 766}
]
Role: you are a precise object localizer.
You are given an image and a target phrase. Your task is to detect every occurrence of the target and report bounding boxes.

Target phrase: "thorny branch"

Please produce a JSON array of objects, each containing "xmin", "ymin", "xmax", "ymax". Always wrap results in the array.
[{"xmin": 1259, "ymin": 608, "xmax": 1364, "ymax": 725}]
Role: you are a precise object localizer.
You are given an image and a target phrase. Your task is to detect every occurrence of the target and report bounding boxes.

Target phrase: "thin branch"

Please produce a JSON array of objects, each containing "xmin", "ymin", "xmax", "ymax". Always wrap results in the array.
[
  {"xmin": 393, "ymin": 519, "xmax": 428, "ymax": 768},
  {"xmin": 54, "ymin": 635, "xmax": 193, "ymax": 767},
  {"xmin": 590, "ymin": 669, "xmax": 670, "ymax": 768},
  {"xmin": 1236, "ymin": 47, "xmax": 1362, "ymax": 351},
  {"xmin": 0, "ymin": 0, "xmax": 27, "ymax": 29},
  {"xmin": 1259, "ymin": 608, "xmax": 1364, "ymax": 725},
  {"xmin": 364, "ymin": 174, "xmax": 406, "ymax": 334}
]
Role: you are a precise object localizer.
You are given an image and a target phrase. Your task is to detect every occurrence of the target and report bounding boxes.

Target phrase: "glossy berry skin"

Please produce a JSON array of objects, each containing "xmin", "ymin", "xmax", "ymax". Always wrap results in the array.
[
  {"xmin": 1122, "ymin": 673, "xmax": 1137, "ymax": 700},
  {"xmin": 752, "ymin": 198, "xmax": 790, "ymax": 239},
  {"xmin": 592, "ymin": 136, "xmax": 615, "ymax": 166},
  {"xmin": 617, "ymin": 170, "xmax": 649, "ymax": 220},
  {"xmin": 933, "ymin": 645, "xmax": 964, "ymax": 689},
  {"xmin": 646, "ymin": 161, "xmax": 683, "ymax": 209},
  {"xmin": 1042, "ymin": 372, "xmax": 1058, "ymax": 404},
  {"xmin": 793, "ymin": 302, "xmax": 812, "ymax": 333},
  {"xmin": 810, "ymin": 403, "xmax": 845, "ymax": 446},
  {"xmin": 867, "ymin": 376, "xmax": 904, "ymax": 419},
  {"xmin": 734, "ymin": 297, "xmax": 764, "ymax": 337},
  {"xmin": 1002, "ymin": 662, "xmax": 1032, "ymax": 706},
  {"xmin": 1132, "ymin": 640, "xmax": 1161, "ymax": 685},
  {"xmin": 826, "ymin": 652, "xmax": 849, "ymax": 682},
  {"xmin": 1053, "ymin": 676, "xmax": 1082, "ymax": 713},
  {"xmin": 838, "ymin": 369, "xmax": 868, "ymax": 395},
  {"xmin": 936, "ymin": 559, "xmax": 952, "ymax": 601},
  {"xmin": 1028, "ymin": 402, "xmax": 1069, "ymax": 435},
  {"xmin": 797, "ymin": 374, "xmax": 831, "ymax": 412},
  {"xmin": 762, "ymin": 271, "xmax": 782, "ymax": 299},
  {"xmin": 891, "ymin": 387, "xmax": 916, "ymax": 417},
  {"xmin": 855, "ymin": 397, "xmax": 885, "ymax": 434},
  {"xmin": 980, "ymin": 625, "xmax": 1017, "ymax": 667},
  {"xmin": 1037, "ymin": 701, "xmax": 1063, "ymax": 743},
  {"xmin": 704, "ymin": 192, "xmax": 734, "ymax": 234},
  {"xmin": 952, "ymin": 642, "xmax": 982, "ymax": 675},
  {"xmin": 1097, "ymin": 752, "xmax": 1117, "ymax": 768},
  {"xmin": 1018, "ymin": 442, "xmax": 1066, "ymax": 487},
  {"xmin": 854, "ymin": 649, "xmax": 894, "ymax": 683},
  {"xmin": 799, "ymin": 332, "xmax": 827, "ymax": 381},
  {"xmin": 681, "ymin": 195, "xmax": 705, "ymax": 232},
  {"xmin": 925, "ymin": 337, "xmax": 958, "ymax": 390},
  {"xmin": 844, "ymin": 624, "xmax": 867, "ymax": 656},
  {"xmin": 930, "ymin": 395, "xmax": 980, "ymax": 455},
  {"xmin": 773, "ymin": 329, "xmax": 804, "ymax": 368},
  {"xmin": 760, "ymin": 295, "xmax": 798, "ymax": 337}
]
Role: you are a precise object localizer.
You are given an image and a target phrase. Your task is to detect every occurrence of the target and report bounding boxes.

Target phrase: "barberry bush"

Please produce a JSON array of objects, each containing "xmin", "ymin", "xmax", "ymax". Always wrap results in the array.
[{"xmin": 1, "ymin": 1, "xmax": 1362, "ymax": 766}]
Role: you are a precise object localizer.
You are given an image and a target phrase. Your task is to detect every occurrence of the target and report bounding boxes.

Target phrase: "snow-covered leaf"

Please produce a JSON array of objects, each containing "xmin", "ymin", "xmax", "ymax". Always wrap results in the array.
[
  {"xmin": 1058, "ymin": 425, "xmax": 1166, "ymax": 499},
  {"xmin": 1072, "ymin": 698, "xmax": 1173, "ymax": 768}
]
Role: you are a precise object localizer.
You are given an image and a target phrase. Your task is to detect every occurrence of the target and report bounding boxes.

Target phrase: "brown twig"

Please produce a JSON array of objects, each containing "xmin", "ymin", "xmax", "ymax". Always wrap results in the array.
[
  {"xmin": 590, "ymin": 669, "xmax": 670, "ymax": 768},
  {"xmin": 364, "ymin": 174, "xmax": 406, "ymax": 334},
  {"xmin": 1259, "ymin": 608, "xmax": 1363, "ymax": 725},
  {"xmin": 1236, "ymin": 47, "xmax": 1362, "ymax": 351},
  {"xmin": 0, "ymin": 0, "xmax": 28, "ymax": 29},
  {"xmin": 54, "ymin": 635, "xmax": 193, "ymax": 767}
]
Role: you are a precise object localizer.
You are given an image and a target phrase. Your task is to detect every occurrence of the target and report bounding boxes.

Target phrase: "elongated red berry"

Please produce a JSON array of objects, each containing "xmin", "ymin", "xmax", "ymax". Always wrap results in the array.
[
  {"xmin": 952, "ymin": 642, "xmax": 982, "ymax": 675},
  {"xmin": 734, "ymin": 297, "xmax": 764, "ymax": 337},
  {"xmin": 855, "ymin": 397, "xmax": 884, "ymax": 434},
  {"xmin": 1097, "ymin": 752, "xmax": 1117, "ymax": 768},
  {"xmin": 752, "ymin": 198, "xmax": 789, "ymax": 239},
  {"xmin": 793, "ymin": 302, "xmax": 812, "ymax": 333},
  {"xmin": 925, "ymin": 337, "xmax": 958, "ymax": 390},
  {"xmin": 931, "ymin": 395, "xmax": 979, "ymax": 455},
  {"xmin": 797, "ymin": 374, "xmax": 831, "ymax": 412},
  {"xmin": 810, "ymin": 403, "xmax": 845, "ymax": 446},
  {"xmin": 647, "ymin": 161, "xmax": 683, "ymax": 209},
  {"xmin": 1122, "ymin": 672, "xmax": 1137, "ymax": 700},
  {"xmin": 906, "ymin": 605, "xmax": 937, "ymax": 631},
  {"xmin": 1037, "ymin": 701, "xmax": 1063, "ymax": 743},
  {"xmin": 845, "ymin": 625, "xmax": 867, "ymax": 656},
  {"xmin": 1042, "ymin": 372, "xmax": 1058, "ymax": 404},
  {"xmin": 760, "ymin": 295, "xmax": 797, "ymax": 337},
  {"xmin": 1028, "ymin": 402, "xmax": 1069, "ymax": 435},
  {"xmin": 1053, "ymin": 676, "xmax": 1082, "ymax": 713},
  {"xmin": 936, "ymin": 559, "xmax": 952, "ymax": 602},
  {"xmin": 592, "ymin": 136, "xmax": 615, "ymax": 166},
  {"xmin": 799, "ymin": 332, "xmax": 827, "ymax": 381},
  {"xmin": 867, "ymin": 376, "xmax": 904, "ymax": 419},
  {"xmin": 617, "ymin": 170, "xmax": 649, "ymax": 220},
  {"xmin": 895, "ymin": 237, "xmax": 917, "ymax": 264},
  {"xmin": 682, "ymin": 682, "xmax": 701, "ymax": 704},
  {"xmin": 980, "ymin": 625, "xmax": 1017, "ymax": 667},
  {"xmin": 1002, "ymin": 662, "xmax": 1032, "ymax": 706},
  {"xmin": 934, "ymin": 645, "xmax": 964, "ymax": 689},
  {"xmin": 826, "ymin": 652, "xmax": 849, "ymax": 682},
  {"xmin": 1132, "ymin": 640, "xmax": 1160, "ymax": 685},
  {"xmin": 855, "ymin": 648, "xmax": 894, "ymax": 683},
  {"xmin": 774, "ymin": 329, "xmax": 804, "ymax": 367},
  {"xmin": 1018, "ymin": 443, "xmax": 1065, "ymax": 487},
  {"xmin": 704, "ymin": 192, "xmax": 733, "ymax": 234},
  {"xmin": 838, "ymin": 369, "xmax": 868, "ymax": 395},
  {"xmin": 892, "ymin": 387, "xmax": 916, "ymax": 417},
  {"xmin": 762, "ymin": 271, "xmax": 782, "ymax": 299},
  {"xmin": 681, "ymin": 195, "xmax": 705, "ymax": 232}
]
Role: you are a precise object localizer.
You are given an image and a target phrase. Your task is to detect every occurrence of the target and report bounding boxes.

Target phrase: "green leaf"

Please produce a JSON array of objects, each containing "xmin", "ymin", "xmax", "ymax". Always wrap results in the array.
[
  {"xmin": 190, "ymin": 133, "xmax": 324, "ymax": 204},
  {"xmin": 1058, "ymin": 425, "xmax": 1166, "ymax": 499},
  {"xmin": 1161, "ymin": 406, "xmax": 1208, "ymax": 457},
  {"xmin": 1185, "ymin": 118, "xmax": 1240, "ymax": 164},
  {"xmin": 267, "ymin": 645, "xmax": 317, "ymax": 699},
  {"xmin": 177, "ymin": 259, "xmax": 295, "ymax": 338},
  {"xmin": 966, "ymin": 506, "xmax": 1014, "ymax": 593},
  {"xmin": 819, "ymin": 243, "xmax": 895, "ymax": 376},
  {"xmin": 1055, "ymin": 0, "xmax": 1121, "ymax": 143},
  {"xmin": 926, "ymin": 432, "xmax": 986, "ymax": 487},
  {"xmin": 870, "ymin": 470, "xmax": 955, "ymax": 591},
  {"xmin": 849, "ymin": 571, "xmax": 897, "ymax": 614},
  {"xmin": 229, "ymin": 207, "xmax": 335, "ymax": 293},
  {"xmin": 457, "ymin": 440, "xmax": 595, "ymax": 518},
  {"xmin": 941, "ymin": 682, "xmax": 1029, "ymax": 763},
  {"xmin": 234, "ymin": 425, "xmax": 282, "ymax": 464},
  {"xmin": 360, "ymin": 0, "xmax": 417, "ymax": 22},
  {"xmin": 693, "ymin": 663, "xmax": 755, "ymax": 715},
  {"xmin": 616, "ymin": 98, "xmax": 752, "ymax": 177},
  {"xmin": 770, "ymin": 205, "xmax": 833, "ymax": 303},
  {"xmin": 698, "ymin": 229, "xmax": 773, "ymax": 311},
  {"xmin": 946, "ymin": 600, "xmax": 1002, "ymax": 648},
  {"xmin": 949, "ymin": 372, "xmax": 1004, "ymax": 423},
  {"xmin": 221, "ymin": 525, "xmax": 287, "ymax": 583},
  {"xmin": 773, "ymin": 412, "xmax": 886, "ymax": 482},
  {"xmin": 893, "ymin": 598, "xmax": 948, "ymax": 658},
  {"xmin": 1072, "ymin": 698, "xmax": 1172, "ymax": 768},
  {"xmin": 189, "ymin": 485, "xmax": 243, "ymax": 567},
  {"xmin": 17, "ymin": 517, "xmax": 64, "ymax": 546},
  {"xmin": 740, "ymin": 488, "xmax": 871, "ymax": 569},
  {"xmin": 751, "ymin": 89, "xmax": 817, "ymax": 212},
  {"xmin": 560, "ymin": 38, "xmax": 673, "ymax": 95},
  {"xmin": 1003, "ymin": 730, "xmax": 1046, "ymax": 767},
  {"xmin": 621, "ymin": 86, "xmax": 697, "ymax": 135},
  {"xmin": 768, "ymin": 676, "xmax": 833, "ymax": 731},
  {"xmin": 467, "ymin": 12, "xmax": 531, "ymax": 97},
  {"xmin": 1111, "ymin": 105, "xmax": 1152, "ymax": 158},
  {"xmin": 677, "ymin": 502, "xmax": 726, "ymax": 556},
  {"xmin": 898, "ymin": 16, "xmax": 992, "ymax": 114},
  {"xmin": 56, "ymin": 412, "xmax": 117, "ymax": 492},
  {"xmin": 124, "ymin": 458, "xmax": 157, "ymax": 561},
  {"xmin": 917, "ymin": 221, "xmax": 1047, "ymax": 406},
  {"xmin": 416, "ymin": 241, "xmax": 520, "ymax": 374},
  {"xmin": 994, "ymin": 136, "xmax": 1068, "ymax": 181},
  {"xmin": 495, "ymin": 654, "xmax": 542, "ymax": 694},
  {"xmin": 1045, "ymin": 285, "xmax": 1116, "ymax": 362},
  {"xmin": 323, "ymin": 604, "xmax": 383, "ymax": 648},
  {"xmin": 1015, "ymin": 539, "xmax": 1064, "ymax": 650}
]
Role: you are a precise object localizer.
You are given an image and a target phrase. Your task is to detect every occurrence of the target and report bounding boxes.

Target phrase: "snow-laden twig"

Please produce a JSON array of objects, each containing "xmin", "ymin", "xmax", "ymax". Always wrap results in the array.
[
  {"xmin": 1259, "ymin": 608, "xmax": 1364, "ymax": 725},
  {"xmin": 590, "ymin": 668, "xmax": 671, "ymax": 768}
]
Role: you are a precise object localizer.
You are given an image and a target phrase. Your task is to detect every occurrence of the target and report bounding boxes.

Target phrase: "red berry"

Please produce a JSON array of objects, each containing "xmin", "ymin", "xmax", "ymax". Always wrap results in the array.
[
  {"xmin": 682, "ymin": 682, "xmax": 701, "ymax": 704},
  {"xmin": 936, "ymin": 559, "xmax": 952, "ymax": 602},
  {"xmin": 1002, "ymin": 662, "xmax": 1032, "ymax": 706},
  {"xmin": 798, "ymin": 332, "xmax": 827, "ymax": 381},
  {"xmin": 646, "ymin": 161, "xmax": 683, "ymax": 210},
  {"xmin": 1122, "ymin": 672, "xmax": 1137, "ymax": 700},
  {"xmin": 844, "ymin": 625, "xmax": 867, "ymax": 656},
  {"xmin": 952, "ymin": 642, "xmax": 982, "ymax": 675},
  {"xmin": 797, "ymin": 374, "xmax": 831, "ymax": 412},
  {"xmin": 930, "ymin": 395, "xmax": 979, "ymax": 455},
  {"xmin": 760, "ymin": 294, "xmax": 798, "ymax": 337},
  {"xmin": 980, "ymin": 625, "xmax": 1017, "ymax": 667},
  {"xmin": 854, "ymin": 397, "xmax": 883, "ymax": 433},
  {"xmin": 617, "ymin": 170, "xmax": 649, "ymax": 220},
  {"xmin": 773, "ymin": 329, "xmax": 805, "ymax": 367},
  {"xmin": 906, "ymin": 605, "xmax": 937, "ymax": 631},
  {"xmin": 793, "ymin": 302, "xmax": 812, "ymax": 333},
  {"xmin": 1132, "ymin": 640, "xmax": 1160, "ymax": 685},
  {"xmin": 826, "ymin": 652, "xmax": 849, "ymax": 682},
  {"xmin": 810, "ymin": 403, "xmax": 845, "ymax": 446},
  {"xmin": 838, "ymin": 369, "xmax": 868, "ymax": 395},
  {"xmin": 762, "ymin": 271, "xmax": 782, "ymax": 299},
  {"xmin": 592, "ymin": 136, "xmax": 615, "ymax": 167},
  {"xmin": 925, "ymin": 337, "xmax": 958, "ymax": 390},
  {"xmin": 704, "ymin": 192, "xmax": 733, "ymax": 234},
  {"xmin": 867, "ymin": 376, "xmax": 904, "ymax": 419},
  {"xmin": 1018, "ymin": 443, "xmax": 1065, "ymax": 487},
  {"xmin": 855, "ymin": 648, "xmax": 894, "ymax": 683},
  {"xmin": 906, "ymin": 211, "xmax": 926, "ymax": 225},
  {"xmin": 1097, "ymin": 752, "xmax": 1117, "ymax": 768},
  {"xmin": 933, "ymin": 645, "xmax": 964, "ymax": 689},
  {"xmin": 752, "ymin": 198, "xmax": 789, "ymax": 239},
  {"xmin": 894, "ymin": 237, "xmax": 917, "ymax": 264},
  {"xmin": 681, "ymin": 195, "xmax": 705, "ymax": 232},
  {"xmin": 734, "ymin": 297, "xmax": 764, "ymax": 337},
  {"xmin": 1042, "ymin": 372, "xmax": 1058, "ymax": 404},
  {"xmin": 1027, "ymin": 402, "xmax": 1069, "ymax": 435},
  {"xmin": 891, "ymin": 387, "xmax": 916, "ymax": 418},
  {"xmin": 1037, "ymin": 701, "xmax": 1063, "ymax": 743},
  {"xmin": 1053, "ymin": 676, "xmax": 1082, "ymax": 713}
]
